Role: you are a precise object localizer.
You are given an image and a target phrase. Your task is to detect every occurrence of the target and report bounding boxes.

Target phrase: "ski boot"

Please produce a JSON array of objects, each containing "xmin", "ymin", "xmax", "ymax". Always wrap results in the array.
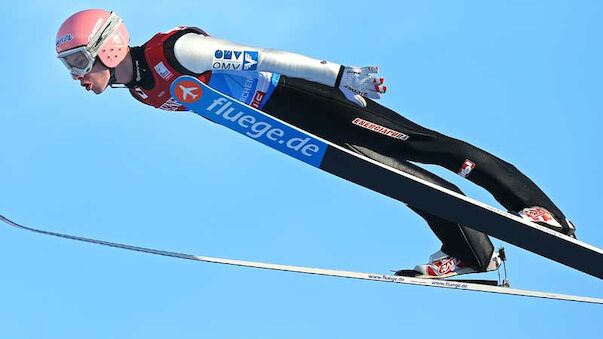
[
  {"xmin": 395, "ymin": 248, "xmax": 503, "ymax": 279},
  {"xmin": 517, "ymin": 206, "xmax": 577, "ymax": 238}
]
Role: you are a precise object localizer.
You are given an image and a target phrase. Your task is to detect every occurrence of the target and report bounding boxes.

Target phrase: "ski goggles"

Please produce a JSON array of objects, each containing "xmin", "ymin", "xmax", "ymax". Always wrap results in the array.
[{"xmin": 57, "ymin": 12, "xmax": 123, "ymax": 77}]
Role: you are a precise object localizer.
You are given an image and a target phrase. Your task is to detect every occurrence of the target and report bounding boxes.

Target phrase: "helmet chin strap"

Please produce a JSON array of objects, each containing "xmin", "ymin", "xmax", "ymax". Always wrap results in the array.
[{"xmin": 109, "ymin": 68, "xmax": 127, "ymax": 89}]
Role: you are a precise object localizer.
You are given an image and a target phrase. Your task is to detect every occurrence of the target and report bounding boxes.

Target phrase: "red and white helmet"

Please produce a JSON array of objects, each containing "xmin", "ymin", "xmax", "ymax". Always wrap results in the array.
[{"xmin": 56, "ymin": 9, "xmax": 130, "ymax": 76}]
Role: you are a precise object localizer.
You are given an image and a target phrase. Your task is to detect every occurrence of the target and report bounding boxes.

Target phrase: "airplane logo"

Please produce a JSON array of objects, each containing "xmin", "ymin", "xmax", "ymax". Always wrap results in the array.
[
  {"xmin": 173, "ymin": 80, "xmax": 203, "ymax": 103},
  {"xmin": 180, "ymin": 85, "xmax": 198, "ymax": 101}
]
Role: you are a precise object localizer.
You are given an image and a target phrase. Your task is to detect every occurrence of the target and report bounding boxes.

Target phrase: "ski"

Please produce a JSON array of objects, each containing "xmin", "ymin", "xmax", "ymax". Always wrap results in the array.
[
  {"xmin": 1, "ymin": 215, "xmax": 601, "ymax": 304},
  {"xmin": 169, "ymin": 76, "xmax": 603, "ymax": 279}
]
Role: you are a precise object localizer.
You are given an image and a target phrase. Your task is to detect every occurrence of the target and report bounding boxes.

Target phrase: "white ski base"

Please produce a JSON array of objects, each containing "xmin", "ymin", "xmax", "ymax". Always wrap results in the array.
[{"xmin": 1, "ymin": 215, "xmax": 601, "ymax": 305}]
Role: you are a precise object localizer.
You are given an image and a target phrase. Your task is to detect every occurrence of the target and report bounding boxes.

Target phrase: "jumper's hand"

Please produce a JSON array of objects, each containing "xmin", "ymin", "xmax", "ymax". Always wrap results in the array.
[{"xmin": 336, "ymin": 66, "xmax": 387, "ymax": 108}]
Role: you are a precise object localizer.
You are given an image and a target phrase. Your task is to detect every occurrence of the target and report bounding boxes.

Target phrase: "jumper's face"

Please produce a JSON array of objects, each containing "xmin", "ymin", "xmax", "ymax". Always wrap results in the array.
[{"xmin": 72, "ymin": 59, "xmax": 110, "ymax": 94}]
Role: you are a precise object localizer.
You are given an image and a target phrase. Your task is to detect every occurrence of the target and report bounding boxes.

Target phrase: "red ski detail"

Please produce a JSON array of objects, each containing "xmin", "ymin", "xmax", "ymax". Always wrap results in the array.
[
  {"xmin": 522, "ymin": 207, "xmax": 554, "ymax": 222},
  {"xmin": 426, "ymin": 257, "xmax": 466, "ymax": 276}
]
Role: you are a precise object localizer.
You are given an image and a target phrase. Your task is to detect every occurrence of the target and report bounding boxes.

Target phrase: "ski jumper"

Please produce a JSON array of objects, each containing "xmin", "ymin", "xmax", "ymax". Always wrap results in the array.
[{"xmin": 126, "ymin": 27, "xmax": 571, "ymax": 271}]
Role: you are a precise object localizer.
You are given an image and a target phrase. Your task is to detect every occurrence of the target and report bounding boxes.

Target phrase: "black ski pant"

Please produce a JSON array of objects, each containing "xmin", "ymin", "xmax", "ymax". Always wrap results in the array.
[{"xmin": 262, "ymin": 76, "xmax": 568, "ymax": 271}]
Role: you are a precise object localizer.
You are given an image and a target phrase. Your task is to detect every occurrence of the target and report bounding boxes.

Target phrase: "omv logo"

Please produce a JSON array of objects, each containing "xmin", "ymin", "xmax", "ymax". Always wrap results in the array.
[{"xmin": 212, "ymin": 50, "xmax": 259, "ymax": 72}]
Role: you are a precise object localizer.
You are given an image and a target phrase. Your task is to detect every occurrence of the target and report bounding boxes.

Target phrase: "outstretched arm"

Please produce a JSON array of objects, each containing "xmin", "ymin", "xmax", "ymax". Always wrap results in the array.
[{"xmin": 173, "ymin": 32, "xmax": 387, "ymax": 107}]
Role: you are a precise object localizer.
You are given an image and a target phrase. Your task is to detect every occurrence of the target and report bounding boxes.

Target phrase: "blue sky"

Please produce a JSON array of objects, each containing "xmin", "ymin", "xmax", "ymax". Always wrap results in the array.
[{"xmin": 1, "ymin": 1, "xmax": 601, "ymax": 338}]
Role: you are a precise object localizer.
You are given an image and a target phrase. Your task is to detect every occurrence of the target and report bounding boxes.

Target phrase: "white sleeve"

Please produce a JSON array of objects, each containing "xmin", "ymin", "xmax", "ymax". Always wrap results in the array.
[{"xmin": 173, "ymin": 33, "xmax": 342, "ymax": 87}]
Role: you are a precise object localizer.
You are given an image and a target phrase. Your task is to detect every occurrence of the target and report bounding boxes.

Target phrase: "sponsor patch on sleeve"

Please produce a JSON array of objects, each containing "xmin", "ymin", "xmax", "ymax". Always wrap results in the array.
[
  {"xmin": 212, "ymin": 50, "xmax": 259, "ymax": 71},
  {"xmin": 458, "ymin": 159, "xmax": 476, "ymax": 178}
]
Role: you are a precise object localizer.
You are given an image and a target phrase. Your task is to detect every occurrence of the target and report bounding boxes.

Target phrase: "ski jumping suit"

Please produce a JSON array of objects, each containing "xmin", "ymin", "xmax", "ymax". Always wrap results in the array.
[{"xmin": 126, "ymin": 27, "xmax": 571, "ymax": 271}]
